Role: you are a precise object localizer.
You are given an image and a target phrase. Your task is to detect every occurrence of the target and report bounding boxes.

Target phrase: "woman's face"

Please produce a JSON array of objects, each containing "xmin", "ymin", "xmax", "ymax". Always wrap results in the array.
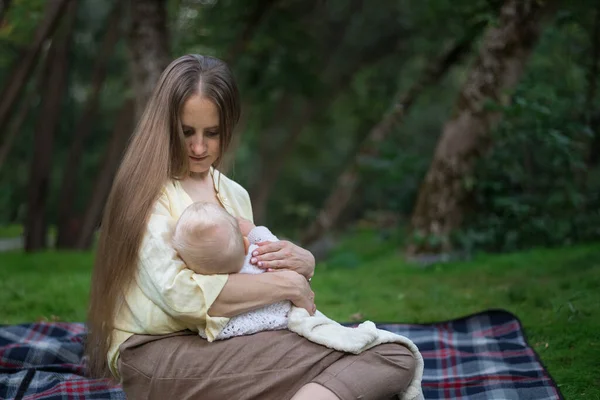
[{"xmin": 180, "ymin": 93, "xmax": 221, "ymax": 175}]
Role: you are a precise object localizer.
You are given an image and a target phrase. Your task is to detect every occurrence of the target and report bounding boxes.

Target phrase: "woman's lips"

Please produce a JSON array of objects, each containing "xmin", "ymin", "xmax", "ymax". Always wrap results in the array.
[{"xmin": 190, "ymin": 155, "xmax": 208, "ymax": 162}]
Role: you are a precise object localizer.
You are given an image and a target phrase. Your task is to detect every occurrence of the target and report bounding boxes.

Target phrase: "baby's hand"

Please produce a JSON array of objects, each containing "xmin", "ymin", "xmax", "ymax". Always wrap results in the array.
[{"xmin": 237, "ymin": 217, "xmax": 256, "ymax": 236}]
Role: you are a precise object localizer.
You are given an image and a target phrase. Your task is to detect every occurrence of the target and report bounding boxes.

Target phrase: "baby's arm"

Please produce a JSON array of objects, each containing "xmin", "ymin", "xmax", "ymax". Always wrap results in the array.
[{"xmin": 247, "ymin": 226, "xmax": 279, "ymax": 244}]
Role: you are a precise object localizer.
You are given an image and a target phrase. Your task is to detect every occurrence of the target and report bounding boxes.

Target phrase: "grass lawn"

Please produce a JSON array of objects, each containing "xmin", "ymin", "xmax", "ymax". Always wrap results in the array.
[
  {"xmin": 1, "ymin": 231, "xmax": 598, "ymax": 398},
  {"xmin": 0, "ymin": 224, "xmax": 58, "ymax": 240},
  {"xmin": 0, "ymin": 224, "xmax": 23, "ymax": 239}
]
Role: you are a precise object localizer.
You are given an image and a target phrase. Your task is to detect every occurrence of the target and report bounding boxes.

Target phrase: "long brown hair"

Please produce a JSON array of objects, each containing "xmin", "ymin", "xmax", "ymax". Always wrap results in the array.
[{"xmin": 85, "ymin": 54, "xmax": 240, "ymax": 379}]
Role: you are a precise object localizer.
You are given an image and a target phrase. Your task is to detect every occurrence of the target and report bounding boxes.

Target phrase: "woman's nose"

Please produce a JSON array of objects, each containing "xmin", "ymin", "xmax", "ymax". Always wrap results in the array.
[{"xmin": 190, "ymin": 136, "xmax": 206, "ymax": 154}]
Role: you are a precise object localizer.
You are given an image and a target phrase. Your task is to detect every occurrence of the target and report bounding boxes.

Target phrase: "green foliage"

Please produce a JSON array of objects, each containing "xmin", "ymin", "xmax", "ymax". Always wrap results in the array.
[
  {"xmin": 0, "ymin": 0, "xmax": 598, "ymax": 255},
  {"xmin": 458, "ymin": 15, "xmax": 600, "ymax": 252},
  {"xmin": 0, "ymin": 0, "xmax": 45, "ymax": 68}
]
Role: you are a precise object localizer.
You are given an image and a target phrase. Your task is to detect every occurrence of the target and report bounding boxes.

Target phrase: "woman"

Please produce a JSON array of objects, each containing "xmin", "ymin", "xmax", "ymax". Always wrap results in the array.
[{"xmin": 86, "ymin": 54, "xmax": 416, "ymax": 400}]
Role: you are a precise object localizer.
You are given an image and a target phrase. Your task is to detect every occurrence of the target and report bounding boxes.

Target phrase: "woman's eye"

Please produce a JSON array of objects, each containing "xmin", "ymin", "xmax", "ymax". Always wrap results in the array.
[
  {"xmin": 183, "ymin": 129, "xmax": 194, "ymax": 137},
  {"xmin": 206, "ymin": 131, "xmax": 219, "ymax": 137}
]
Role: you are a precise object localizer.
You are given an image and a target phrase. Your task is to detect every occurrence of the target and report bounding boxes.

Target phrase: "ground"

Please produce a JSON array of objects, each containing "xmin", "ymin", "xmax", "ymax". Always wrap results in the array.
[{"xmin": 0, "ymin": 229, "xmax": 598, "ymax": 398}]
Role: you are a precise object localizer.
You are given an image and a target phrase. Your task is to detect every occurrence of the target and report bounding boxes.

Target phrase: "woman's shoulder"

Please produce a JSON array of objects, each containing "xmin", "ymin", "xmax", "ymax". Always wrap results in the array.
[{"xmin": 151, "ymin": 180, "xmax": 183, "ymax": 217}]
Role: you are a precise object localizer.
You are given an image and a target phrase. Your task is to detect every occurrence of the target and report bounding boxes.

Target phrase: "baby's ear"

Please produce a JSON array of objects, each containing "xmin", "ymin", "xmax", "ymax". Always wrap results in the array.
[{"xmin": 243, "ymin": 236, "xmax": 250, "ymax": 254}]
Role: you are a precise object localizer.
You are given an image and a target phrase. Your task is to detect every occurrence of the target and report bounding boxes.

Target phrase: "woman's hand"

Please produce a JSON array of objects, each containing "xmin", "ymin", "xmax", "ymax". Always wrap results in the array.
[
  {"xmin": 277, "ymin": 270, "xmax": 316, "ymax": 315},
  {"xmin": 250, "ymin": 240, "xmax": 315, "ymax": 279}
]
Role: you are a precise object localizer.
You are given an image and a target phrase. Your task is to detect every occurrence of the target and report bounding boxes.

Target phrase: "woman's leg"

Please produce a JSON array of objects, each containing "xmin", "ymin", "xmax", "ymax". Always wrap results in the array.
[
  {"xmin": 118, "ymin": 331, "xmax": 415, "ymax": 400},
  {"xmin": 118, "ymin": 329, "xmax": 346, "ymax": 399},
  {"xmin": 298, "ymin": 343, "xmax": 416, "ymax": 400},
  {"xmin": 290, "ymin": 383, "xmax": 340, "ymax": 400}
]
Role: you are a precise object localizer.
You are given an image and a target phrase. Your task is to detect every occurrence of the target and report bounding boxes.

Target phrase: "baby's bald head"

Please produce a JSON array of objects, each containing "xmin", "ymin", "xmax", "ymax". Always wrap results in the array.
[{"xmin": 172, "ymin": 202, "xmax": 246, "ymax": 274}]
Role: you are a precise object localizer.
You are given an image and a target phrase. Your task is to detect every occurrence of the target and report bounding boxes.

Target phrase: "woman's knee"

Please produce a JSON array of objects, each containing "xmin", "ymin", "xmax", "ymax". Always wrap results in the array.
[
  {"xmin": 369, "ymin": 343, "xmax": 416, "ymax": 379},
  {"xmin": 312, "ymin": 343, "xmax": 416, "ymax": 399},
  {"xmin": 373, "ymin": 342, "xmax": 415, "ymax": 361}
]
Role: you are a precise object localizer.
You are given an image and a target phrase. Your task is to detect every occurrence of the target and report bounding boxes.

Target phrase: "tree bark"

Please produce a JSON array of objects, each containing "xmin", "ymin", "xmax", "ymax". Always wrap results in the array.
[
  {"xmin": 407, "ymin": 0, "xmax": 552, "ymax": 256},
  {"xmin": 0, "ymin": 0, "xmax": 13, "ymax": 23},
  {"xmin": 250, "ymin": 21, "xmax": 405, "ymax": 224},
  {"xmin": 76, "ymin": 100, "xmax": 135, "ymax": 249},
  {"xmin": 223, "ymin": 0, "xmax": 278, "ymax": 64},
  {"xmin": 0, "ymin": 0, "xmax": 69, "ymax": 141},
  {"xmin": 55, "ymin": 1, "xmax": 123, "ymax": 248},
  {"xmin": 300, "ymin": 33, "xmax": 478, "ymax": 247},
  {"xmin": 24, "ymin": 0, "xmax": 77, "ymax": 252},
  {"xmin": 585, "ymin": 5, "xmax": 600, "ymax": 168},
  {"xmin": 585, "ymin": 4, "xmax": 600, "ymax": 121},
  {"xmin": 0, "ymin": 42, "xmax": 49, "ymax": 173},
  {"xmin": 219, "ymin": 110, "xmax": 248, "ymax": 175},
  {"xmin": 251, "ymin": 102, "xmax": 315, "ymax": 223},
  {"xmin": 129, "ymin": 0, "xmax": 170, "ymax": 119}
]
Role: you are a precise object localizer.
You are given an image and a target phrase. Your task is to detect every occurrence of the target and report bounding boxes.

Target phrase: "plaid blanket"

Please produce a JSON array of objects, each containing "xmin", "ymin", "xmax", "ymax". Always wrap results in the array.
[
  {"xmin": 0, "ymin": 322, "xmax": 123, "ymax": 400},
  {"xmin": 377, "ymin": 309, "xmax": 563, "ymax": 399},
  {"xmin": 0, "ymin": 309, "xmax": 562, "ymax": 399}
]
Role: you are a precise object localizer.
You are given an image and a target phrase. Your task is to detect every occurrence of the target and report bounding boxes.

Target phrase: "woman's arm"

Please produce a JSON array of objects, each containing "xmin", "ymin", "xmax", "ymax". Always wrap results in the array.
[
  {"xmin": 208, "ymin": 270, "xmax": 314, "ymax": 318},
  {"xmin": 137, "ymin": 198, "xmax": 314, "ymax": 334}
]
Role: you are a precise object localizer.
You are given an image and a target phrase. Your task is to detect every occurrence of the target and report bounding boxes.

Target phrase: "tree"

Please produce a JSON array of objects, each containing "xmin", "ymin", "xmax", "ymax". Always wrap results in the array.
[
  {"xmin": 0, "ymin": 44, "xmax": 48, "ymax": 172},
  {"xmin": 0, "ymin": 0, "xmax": 13, "ymax": 23},
  {"xmin": 55, "ymin": 1, "xmax": 123, "ymax": 248},
  {"xmin": 585, "ymin": 3, "xmax": 600, "ymax": 168},
  {"xmin": 301, "ymin": 29, "xmax": 482, "ymax": 247},
  {"xmin": 407, "ymin": 0, "xmax": 554, "ymax": 256},
  {"xmin": 223, "ymin": 0, "xmax": 279, "ymax": 64},
  {"xmin": 0, "ymin": 0, "xmax": 69, "ymax": 141},
  {"xmin": 129, "ymin": 0, "xmax": 170, "ymax": 118},
  {"xmin": 76, "ymin": 100, "xmax": 135, "ymax": 249},
  {"xmin": 24, "ymin": 0, "xmax": 78, "ymax": 251},
  {"xmin": 250, "ymin": 3, "xmax": 406, "ymax": 223}
]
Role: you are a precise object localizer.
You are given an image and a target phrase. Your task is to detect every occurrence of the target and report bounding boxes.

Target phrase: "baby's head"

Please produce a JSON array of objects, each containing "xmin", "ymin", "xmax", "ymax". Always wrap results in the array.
[{"xmin": 172, "ymin": 202, "xmax": 247, "ymax": 275}]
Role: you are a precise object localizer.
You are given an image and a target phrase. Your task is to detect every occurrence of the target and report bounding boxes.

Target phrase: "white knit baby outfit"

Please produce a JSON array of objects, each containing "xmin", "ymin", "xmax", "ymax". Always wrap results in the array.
[{"xmin": 199, "ymin": 226, "xmax": 291, "ymax": 340}]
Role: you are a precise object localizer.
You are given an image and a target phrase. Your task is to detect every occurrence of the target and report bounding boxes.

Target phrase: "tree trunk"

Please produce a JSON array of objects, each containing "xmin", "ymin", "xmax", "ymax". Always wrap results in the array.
[
  {"xmin": 251, "ymin": 101, "xmax": 314, "ymax": 224},
  {"xmin": 129, "ymin": 0, "xmax": 170, "ymax": 119},
  {"xmin": 76, "ymin": 100, "xmax": 135, "ymax": 249},
  {"xmin": 55, "ymin": 1, "xmax": 123, "ymax": 248},
  {"xmin": 24, "ymin": 0, "xmax": 77, "ymax": 252},
  {"xmin": 219, "ymin": 110, "xmax": 248, "ymax": 175},
  {"xmin": 0, "ymin": 0, "xmax": 69, "ymax": 141},
  {"xmin": 250, "ymin": 23, "xmax": 406, "ymax": 223},
  {"xmin": 585, "ymin": 5, "xmax": 600, "ymax": 168},
  {"xmin": 407, "ymin": 0, "xmax": 552, "ymax": 256},
  {"xmin": 300, "ymin": 34, "xmax": 478, "ymax": 247},
  {"xmin": 0, "ymin": 0, "xmax": 13, "ymax": 23},
  {"xmin": 585, "ymin": 4, "xmax": 600, "ymax": 121},
  {"xmin": 588, "ymin": 114, "xmax": 600, "ymax": 168},
  {"xmin": 223, "ymin": 0, "xmax": 278, "ymax": 63},
  {"xmin": 0, "ymin": 41, "xmax": 49, "ymax": 173}
]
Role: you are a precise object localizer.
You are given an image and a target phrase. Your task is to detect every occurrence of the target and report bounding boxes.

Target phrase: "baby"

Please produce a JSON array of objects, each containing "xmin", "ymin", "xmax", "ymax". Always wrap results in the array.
[
  {"xmin": 169, "ymin": 202, "xmax": 424, "ymax": 400},
  {"xmin": 171, "ymin": 201, "xmax": 290, "ymax": 339}
]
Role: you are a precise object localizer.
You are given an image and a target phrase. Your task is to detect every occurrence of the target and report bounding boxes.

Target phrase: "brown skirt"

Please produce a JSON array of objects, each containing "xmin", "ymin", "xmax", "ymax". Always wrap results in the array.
[{"xmin": 118, "ymin": 329, "xmax": 415, "ymax": 400}]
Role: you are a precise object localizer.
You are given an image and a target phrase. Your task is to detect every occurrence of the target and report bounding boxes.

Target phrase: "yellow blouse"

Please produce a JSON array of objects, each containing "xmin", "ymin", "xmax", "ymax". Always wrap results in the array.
[{"xmin": 108, "ymin": 169, "xmax": 253, "ymax": 378}]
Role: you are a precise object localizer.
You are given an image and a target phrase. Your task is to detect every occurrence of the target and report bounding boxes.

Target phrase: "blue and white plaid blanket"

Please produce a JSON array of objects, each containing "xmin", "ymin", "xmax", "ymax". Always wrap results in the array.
[{"xmin": 0, "ymin": 309, "xmax": 562, "ymax": 399}]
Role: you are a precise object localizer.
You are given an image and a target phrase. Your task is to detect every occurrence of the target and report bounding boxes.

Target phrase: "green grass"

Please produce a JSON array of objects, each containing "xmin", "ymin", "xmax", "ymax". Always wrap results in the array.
[
  {"xmin": 0, "ymin": 224, "xmax": 57, "ymax": 240},
  {"xmin": 1, "ymin": 232, "xmax": 599, "ymax": 398},
  {"xmin": 0, "ymin": 251, "xmax": 94, "ymax": 323},
  {"xmin": 0, "ymin": 224, "xmax": 23, "ymax": 238}
]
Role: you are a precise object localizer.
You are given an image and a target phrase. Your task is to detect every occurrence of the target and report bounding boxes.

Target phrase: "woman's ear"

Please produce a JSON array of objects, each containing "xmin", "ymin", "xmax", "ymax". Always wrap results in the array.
[{"xmin": 243, "ymin": 236, "xmax": 250, "ymax": 254}]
